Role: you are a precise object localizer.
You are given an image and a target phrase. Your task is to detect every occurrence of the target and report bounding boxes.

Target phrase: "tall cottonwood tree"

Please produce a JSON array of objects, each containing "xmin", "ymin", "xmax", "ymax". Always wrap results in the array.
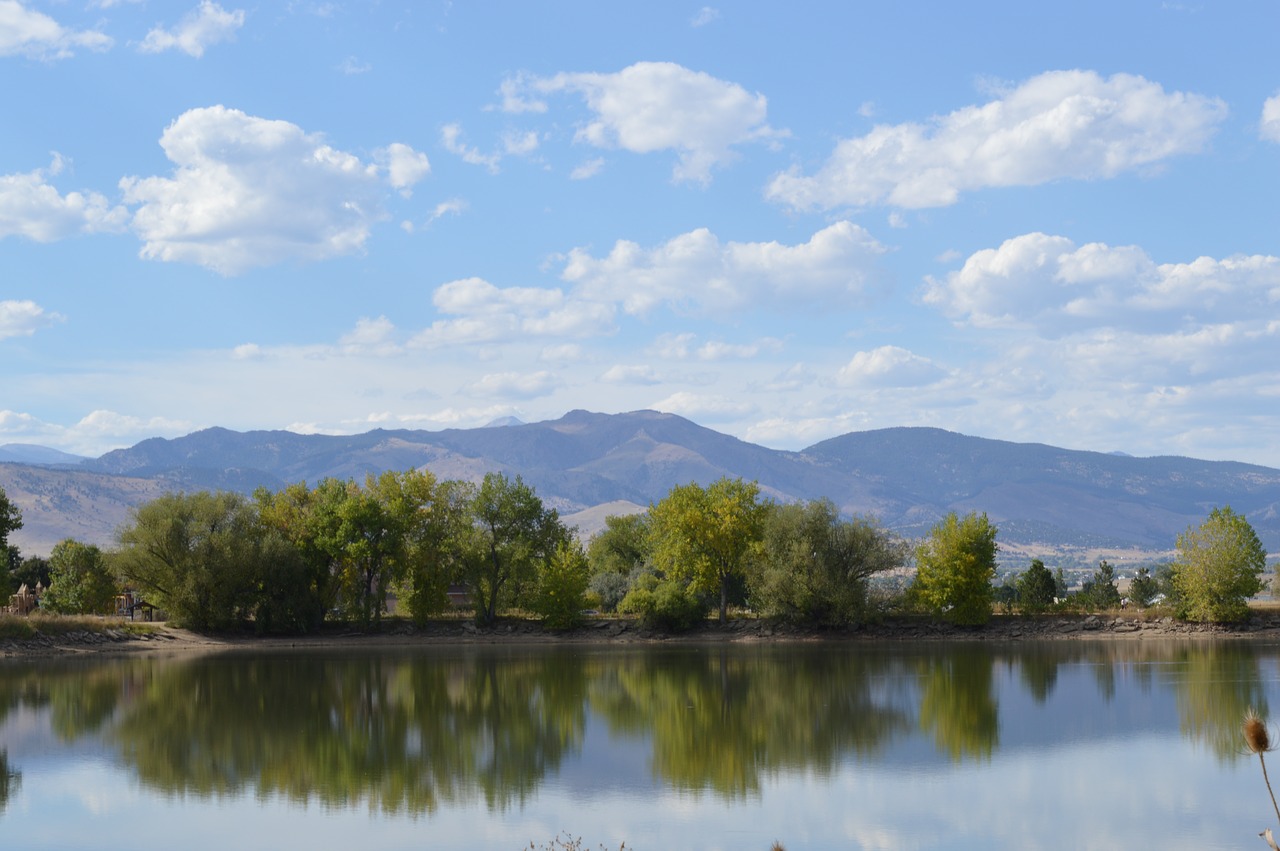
[
  {"xmin": 1171, "ymin": 506, "xmax": 1266, "ymax": 623},
  {"xmin": 254, "ymin": 479, "xmax": 349, "ymax": 632},
  {"xmin": 749, "ymin": 499, "xmax": 905, "ymax": 625},
  {"xmin": 114, "ymin": 491, "xmax": 263, "ymax": 630},
  {"xmin": 317, "ymin": 469, "xmax": 443, "ymax": 628},
  {"xmin": 649, "ymin": 477, "xmax": 767, "ymax": 623},
  {"xmin": 911, "ymin": 511, "xmax": 999, "ymax": 626},
  {"xmin": 464, "ymin": 473, "xmax": 568, "ymax": 625}
]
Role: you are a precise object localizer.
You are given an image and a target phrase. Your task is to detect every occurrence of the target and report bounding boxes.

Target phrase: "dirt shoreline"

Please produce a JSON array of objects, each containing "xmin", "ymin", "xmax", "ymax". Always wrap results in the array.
[{"xmin": 6, "ymin": 612, "xmax": 1280, "ymax": 659}]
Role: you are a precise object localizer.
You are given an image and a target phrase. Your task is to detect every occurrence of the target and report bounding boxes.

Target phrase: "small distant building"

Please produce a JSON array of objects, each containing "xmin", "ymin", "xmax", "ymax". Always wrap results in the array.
[
  {"xmin": 7, "ymin": 582, "xmax": 41, "ymax": 615},
  {"xmin": 115, "ymin": 590, "xmax": 158, "ymax": 621},
  {"xmin": 446, "ymin": 584, "xmax": 471, "ymax": 609}
]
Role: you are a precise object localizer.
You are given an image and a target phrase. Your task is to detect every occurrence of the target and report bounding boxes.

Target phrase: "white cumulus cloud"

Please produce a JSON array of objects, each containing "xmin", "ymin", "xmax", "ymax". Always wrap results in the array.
[
  {"xmin": 767, "ymin": 70, "xmax": 1227, "ymax": 210},
  {"xmin": 120, "ymin": 106, "xmax": 399, "ymax": 274},
  {"xmin": 601, "ymin": 364, "xmax": 662, "ymax": 385},
  {"xmin": 472, "ymin": 371, "xmax": 559, "ymax": 400},
  {"xmin": 0, "ymin": 0, "xmax": 111, "ymax": 59},
  {"xmin": 139, "ymin": 1, "xmax": 244, "ymax": 57},
  {"xmin": 0, "ymin": 156, "xmax": 128, "ymax": 241},
  {"xmin": 1261, "ymin": 94, "xmax": 1280, "ymax": 143},
  {"xmin": 837, "ymin": 345, "xmax": 946, "ymax": 387},
  {"xmin": 506, "ymin": 61, "xmax": 783, "ymax": 183},
  {"xmin": 375, "ymin": 143, "xmax": 430, "ymax": 194},
  {"xmin": 923, "ymin": 232, "xmax": 1280, "ymax": 333},
  {"xmin": 561, "ymin": 221, "xmax": 886, "ymax": 316},
  {"xmin": 0, "ymin": 300, "xmax": 63, "ymax": 340},
  {"xmin": 651, "ymin": 391, "xmax": 756, "ymax": 421},
  {"xmin": 339, "ymin": 316, "xmax": 399, "ymax": 355},
  {"xmin": 411, "ymin": 277, "xmax": 616, "ymax": 348},
  {"xmin": 441, "ymin": 123, "xmax": 502, "ymax": 173}
]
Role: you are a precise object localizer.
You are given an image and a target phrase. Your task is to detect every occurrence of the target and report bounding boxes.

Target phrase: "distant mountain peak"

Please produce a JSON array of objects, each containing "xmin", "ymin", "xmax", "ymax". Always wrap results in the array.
[
  {"xmin": 483, "ymin": 416, "xmax": 525, "ymax": 428},
  {"xmin": 0, "ymin": 444, "xmax": 88, "ymax": 466}
]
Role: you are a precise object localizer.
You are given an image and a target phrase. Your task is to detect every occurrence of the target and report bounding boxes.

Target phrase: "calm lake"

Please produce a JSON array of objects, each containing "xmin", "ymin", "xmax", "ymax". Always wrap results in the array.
[{"xmin": 1, "ymin": 639, "xmax": 1278, "ymax": 850}]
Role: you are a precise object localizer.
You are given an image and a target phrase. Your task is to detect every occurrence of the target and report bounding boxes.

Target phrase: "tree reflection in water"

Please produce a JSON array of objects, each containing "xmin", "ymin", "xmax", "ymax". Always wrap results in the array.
[{"xmin": 0, "ymin": 639, "xmax": 1275, "ymax": 813}]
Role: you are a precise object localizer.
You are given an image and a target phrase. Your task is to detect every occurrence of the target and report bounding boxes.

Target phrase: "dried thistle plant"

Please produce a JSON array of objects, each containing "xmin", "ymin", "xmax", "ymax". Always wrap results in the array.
[{"xmin": 1245, "ymin": 709, "xmax": 1280, "ymax": 849}]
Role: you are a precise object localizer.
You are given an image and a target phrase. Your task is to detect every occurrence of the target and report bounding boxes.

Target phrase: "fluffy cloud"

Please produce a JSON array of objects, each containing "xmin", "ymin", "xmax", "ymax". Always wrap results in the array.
[
  {"xmin": 411, "ymin": 277, "xmax": 616, "ymax": 348},
  {"xmin": 767, "ymin": 70, "xmax": 1227, "ymax": 210},
  {"xmin": 376, "ymin": 143, "xmax": 430, "ymax": 194},
  {"xmin": 570, "ymin": 158, "xmax": 605, "ymax": 180},
  {"xmin": 505, "ymin": 61, "xmax": 782, "ymax": 183},
  {"xmin": 472, "ymin": 371, "xmax": 559, "ymax": 400},
  {"xmin": 139, "ymin": 1, "xmax": 245, "ymax": 57},
  {"xmin": 338, "ymin": 316, "xmax": 399, "ymax": 356},
  {"xmin": 923, "ymin": 232, "xmax": 1280, "ymax": 333},
  {"xmin": 0, "ymin": 408, "xmax": 193, "ymax": 455},
  {"xmin": 0, "ymin": 1, "xmax": 111, "ymax": 59},
  {"xmin": 562, "ymin": 221, "xmax": 886, "ymax": 316},
  {"xmin": 651, "ymin": 391, "xmax": 756, "ymax": 421},
  {"xmin": 0, "ymin": 156, "xmax": 127, "ymax": 240},
  {"xmin": 440, "ymin": 123, "xmax": 538, "ymax": 173},
  {"xmin": 601, "ymin": 364, "xmax": 662, "ymax": 385},
  {"xmin": 120, "ymin": 106, "xmax": 423, "ymax": 274},
  {"xmin": 837, "ymin": 345, "xmax": 946, "ymax": 387},
  {"xmin": 0, "ymin": 300, "xmax": 63, "ymax": 340},
  {"xmin": 1262, "ymin": 94, "xmax": 1280, "ymax": 143},
  {"xmin": 697, "ymin": 338, "xmax": 784, "ymax": 360}
]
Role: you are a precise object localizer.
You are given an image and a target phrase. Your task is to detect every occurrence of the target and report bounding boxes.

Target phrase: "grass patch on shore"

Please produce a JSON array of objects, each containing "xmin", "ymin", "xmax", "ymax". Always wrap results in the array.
[{"xmin": 0, "ymin": 613, "xmax": 158, "ymax": 641}]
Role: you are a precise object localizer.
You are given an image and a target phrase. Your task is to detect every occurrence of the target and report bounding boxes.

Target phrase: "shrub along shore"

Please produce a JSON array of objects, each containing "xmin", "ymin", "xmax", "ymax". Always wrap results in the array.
[{"xmin": 5, "ymin": 609, "xmax": 1280, "ymax": 659}]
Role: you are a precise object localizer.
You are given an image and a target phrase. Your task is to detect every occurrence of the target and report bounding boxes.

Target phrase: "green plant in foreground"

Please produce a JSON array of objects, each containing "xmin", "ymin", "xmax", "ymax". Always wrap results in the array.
[
  {"xmin": 526, "ymin": 837, "xmax": 785, "ymax": 850},
  {"xmin": 527, "ymin": 835, "xmax": 624, "ymax": 850}
]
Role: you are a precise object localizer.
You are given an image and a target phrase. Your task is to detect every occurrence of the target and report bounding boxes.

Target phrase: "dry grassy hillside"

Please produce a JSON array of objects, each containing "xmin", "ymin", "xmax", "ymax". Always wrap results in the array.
[{"xmin": 0, "ymin": 464, "xmax": 170, "ymax": 556}]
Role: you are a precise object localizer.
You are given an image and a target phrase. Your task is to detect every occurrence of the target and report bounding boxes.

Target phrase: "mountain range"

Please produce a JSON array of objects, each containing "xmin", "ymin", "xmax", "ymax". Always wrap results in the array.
[{"xmin": 3, "ymin": 409, "xmax": 1278, "ymax": 567}]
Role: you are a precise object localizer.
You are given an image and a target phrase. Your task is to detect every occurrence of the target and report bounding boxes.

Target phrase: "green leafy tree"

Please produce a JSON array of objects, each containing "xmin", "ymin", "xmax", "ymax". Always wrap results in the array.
[
  {"xmin": 114, "ymin": 491, "xmax": 264, "ymax": 631},
  {"xmin": 1016, "ymin": 559, "xmax": 1056, "ymax": 614},
  {"xmin": 1053, "ymin": 567, "xmax": 1068, "ymax": 599},
  {"xmin": 401, "ymin": 476, "xmax": 471, "ymax": 624},
  {"xmin": 1155, "ymin": 563, "xmax": 1179, "ymax": 605},
  {"xmin": 1171, "ymin": 506, "xmax": 1267, "ymax": 623},
  {"xmin": 41, "ymin": 539, "xmax": 116, "ymax": 615},
  {"xmin": 0, "ymin": 487, "xmax": 19, "ymax": 559},
  {"xmin": 1, "ymin": 487, "xmax": 25, "ymax": 594},
  {"xmin": 532, "ymin": 540, "xmax": 591, "ymax": 630},
  {"xmin": 586, "ymin": 513, "xmax": 650, "ymax": 576},
  {"xmin": 465, "ymin": 473, "xmax": 568, "ymax": 625},
  {"xmin": 617, "ymin": 573, "xmax": 708, "ymax": 632},
  {"xmin": 1081, "ymin": 560, "xmax": 1121, "ymax": 610},
  {"xmin": 910, "ymin": 511, "xmax": 999, "ymax": 626},
  {"xmin": 290, "ymin": 470, "xmax": 443, "ymax": 629},
  {"xmin": 328, "ymin": 477, "xmax": 408, "ymax": 627},
  {"xmin": 749, "ymin": 499, "xmax": 906, "ymax": 625},
  {"xmin": 3, "ymin": 546, "xmax": 20, "ymax": 594},
  {"xmin": 584, "ymin": 512, "xmax": 650, "ymax": 611},
  {"xmin": 254, "ymin": 479, "xmax": 350, "ymax": 631},
  {"xmin": 1128, "ymin": 566, "xmax": 1159, "ymax": 607},
  {"xmin": 360, "ymin": 469, "xmax": 446, "ymax": 626},
  {"xmin": 10, "ymin": 554, "xmax": 49, "ymax": 593},
  {"xmin": 649, "ymin": 477, "xmax": 767, "ymax": 623}
]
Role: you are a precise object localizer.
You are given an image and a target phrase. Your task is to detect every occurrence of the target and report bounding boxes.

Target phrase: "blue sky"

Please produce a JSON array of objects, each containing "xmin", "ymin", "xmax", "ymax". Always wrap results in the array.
[{"xmin": 3, "ymin": 1, "xmax": 1279, "ymax": 466}]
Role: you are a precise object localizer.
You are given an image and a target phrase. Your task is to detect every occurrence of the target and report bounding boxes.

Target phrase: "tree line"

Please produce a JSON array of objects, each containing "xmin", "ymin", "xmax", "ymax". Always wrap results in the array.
[{"xmin": 0, "ymin": 473, "xmax": 1270, "ymax": 632}]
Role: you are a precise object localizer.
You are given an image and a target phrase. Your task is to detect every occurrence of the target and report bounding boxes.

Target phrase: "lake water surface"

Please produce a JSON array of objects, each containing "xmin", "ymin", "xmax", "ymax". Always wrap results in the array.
[{"xmin": 2, "ymin": 639, "xmax": 1279, "ymax": 850}]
